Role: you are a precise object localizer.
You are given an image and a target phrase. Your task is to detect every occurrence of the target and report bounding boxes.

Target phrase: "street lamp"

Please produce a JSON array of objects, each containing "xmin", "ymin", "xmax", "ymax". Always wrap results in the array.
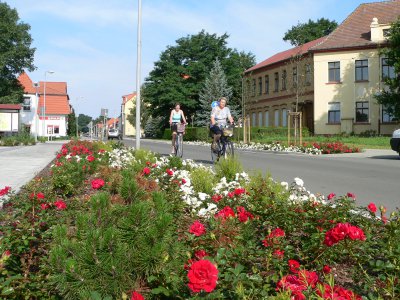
[
  {"xmin": 135, "ymin": 0, "xmax": 142, "ymax": 149},
  {"xmin": 43, "ymin": 70, "xmax": 55, "ymax": 140},
  {"xmin": 33, "ymin": 82, "xmax": 40, "ymax": 142}
]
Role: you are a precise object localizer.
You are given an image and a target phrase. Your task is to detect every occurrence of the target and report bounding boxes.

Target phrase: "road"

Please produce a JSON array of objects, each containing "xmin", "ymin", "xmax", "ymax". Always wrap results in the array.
[{"xmin": 123, "ymin": 138, "xmax": 400, "ymax": 213}]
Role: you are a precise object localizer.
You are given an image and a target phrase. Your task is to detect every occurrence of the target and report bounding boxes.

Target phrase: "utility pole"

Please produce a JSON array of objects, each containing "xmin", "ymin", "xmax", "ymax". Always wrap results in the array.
[{"xmin": 135, "ymin": 0, "xmax": 142, "ymax": 149}]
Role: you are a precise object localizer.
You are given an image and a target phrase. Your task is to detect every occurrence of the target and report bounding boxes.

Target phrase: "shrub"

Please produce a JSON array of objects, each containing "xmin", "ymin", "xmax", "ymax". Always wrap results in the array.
[
  {"xmin": 214, "ymin": 155, "xmax": 243, "ymax": 181},
  {"xmin": 189, "ymin": 167, "xmax": 215, "ymax": 195}
]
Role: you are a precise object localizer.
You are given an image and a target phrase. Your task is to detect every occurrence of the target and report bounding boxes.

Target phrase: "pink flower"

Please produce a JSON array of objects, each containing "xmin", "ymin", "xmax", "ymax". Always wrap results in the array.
[
  {"xmin": 54, "ymin": 199, "xmax": 67, "ymax": 210},
  {"xmin": 367, "ymin": 202, "xmax": 377, "ymax": 213},
  {"xmin": 130, "ymin": 291, "xmax": 144, "ymax": 300},
  {"xmin": 91, "ymin": 178, "xmax": 105, "ymax": 190},
  {"xmin": 215, "ymin": 206, "xmax": 235, "ymax": 220},
  {"xmin": 327, "ymin": 193, "xmax": 336, "ymax": 200},
  {"xmin": 142, "ymin": 167, "xmax": 151, "ymax": 176},
  {"xmin": 346, "ymin": 192, "xmax": 356, "ymax": 199},
  {"xmin": 40, "ymin": 203, "xmax": 50, "ymax": 210},
  {"xmin": 189, "ymin": 221, "xmax": 206, "ymax": 237}
]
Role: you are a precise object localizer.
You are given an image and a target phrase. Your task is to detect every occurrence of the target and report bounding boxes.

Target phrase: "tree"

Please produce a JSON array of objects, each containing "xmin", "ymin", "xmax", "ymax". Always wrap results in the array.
[
  {"xmin": 127, "ymin": 93, "xmax": 149, "ymax": 130},
  {"xmin": 67, "ymin": 112, "xmax": 77, "ymax": 137},
  {"xmin": 0, "ymin": 2, "xmax": 35, "ymax": 104},
  {"xmin": 77, "ymin": 114, "xmax": 93, "ymax": 133},
  {"xmin": 283, "ymin": 18, "xmax": 338, "ymax": 46},
  {"xmin": 143, "ymin": 30, "xmax": 255, "ymax": 127},
  {"xmin": 196, "ymin": 58, "xmax": 233, "ymax": 126},
  {"xmin": 375, "ymin": 19, "xmax": 400, "ymax": 120}
]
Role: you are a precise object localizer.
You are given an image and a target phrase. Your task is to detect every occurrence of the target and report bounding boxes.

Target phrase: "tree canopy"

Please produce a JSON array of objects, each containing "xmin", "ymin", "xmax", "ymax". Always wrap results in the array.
[
  {"xmin": 0, "ymin": 2, "xmax": 35, "ymax": 104},
  {"xmin": 375, "ymin": 19, "xmax": 400, "ymax": 121},
  {"xmin": 283, "ymin": 18, "xmax": 338, "ymax": 46},
  {"xmin": 142, "ymin": 30, "xmax": 255, "ymax": 127}
]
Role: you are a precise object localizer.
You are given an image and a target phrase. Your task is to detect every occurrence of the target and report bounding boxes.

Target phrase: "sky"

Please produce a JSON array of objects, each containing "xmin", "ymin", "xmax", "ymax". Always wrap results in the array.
[{"xmin": 5, "ymin": 0, "xmax": 384, "ymax": 118}]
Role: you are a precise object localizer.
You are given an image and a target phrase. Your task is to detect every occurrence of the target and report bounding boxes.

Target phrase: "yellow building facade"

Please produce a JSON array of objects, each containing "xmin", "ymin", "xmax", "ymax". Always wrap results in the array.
[{"xmin": 121, "ymin": 93, "xmax": 137, "ymax": 136}]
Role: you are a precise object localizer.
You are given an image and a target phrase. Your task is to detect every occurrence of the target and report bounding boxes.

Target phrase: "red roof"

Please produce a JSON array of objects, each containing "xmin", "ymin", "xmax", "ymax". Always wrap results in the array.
[
  {"xmin": 246, "ymin": 37, "xmax": 326, "ymax": 73},
  {"xmin": 37, "ymin": 82, "xmax": 70, "ymax": 115},
  {"xmin": 107, "ymin": 118, "xmax": 119, "ymax": 127},
  {"xmin": 122, "ymin": 92, "xmax": 136, "ymax": 104},
  {"xmin": 312, "ymin": 0, "xmax": 400, "ymax": 51},
  {"xmin": 17, "ymin": 72, "xmax": 36, "ymax": 94},
  {"xmin": 0, "ymin": 104, "xmax": 22, "ymax": 110}
]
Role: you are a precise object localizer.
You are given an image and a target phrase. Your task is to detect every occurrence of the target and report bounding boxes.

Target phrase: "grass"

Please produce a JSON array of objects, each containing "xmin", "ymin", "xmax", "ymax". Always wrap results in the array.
[{"xmin": 242, "ymin": 135, "xmax": 392, "ymax": 149}]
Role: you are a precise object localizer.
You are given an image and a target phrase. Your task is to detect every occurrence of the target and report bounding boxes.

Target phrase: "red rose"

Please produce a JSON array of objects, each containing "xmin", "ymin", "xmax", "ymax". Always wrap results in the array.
[
  {"xmin": 87, "ymin": 155, "xmax": 95, "ymax": 162},
  {"xmin": 346, "ymin": 192, "xmax": 356, "ymax": 199},
  {"xmin": 36, "ymin": 192, "xmax": 45, "ymax": 200},
  {"xmin": 215, "ymin": 206, "xmax": 235, "ymax": 220},
  {"xmin": 288, "ymin": 259, "xmax": 300, "ymax": 273},
  {"xmin": 236, "ymin": 206, "xmax": 254, "ymax": 223},
  {"xmin": 322, "ymin": 265, "xmax": 331, "ymax": 274},
  {"xmin": 187, "ymin": 259, "xmax": 218, "ymax": 293},
  {"xmin": 273, "ymin": 249, "xmax": 285, "ymax": 259},
  {"xmin": 91, "ymin": 178, "xmax": 105, "ymax": 190},
  {"xmin": 54, "ymin": 199, "xmax": 67, "ymax": 210},
  {"xmin": 327, "ymin": 193, "xmax": 335, "ymax": 200},
  {"xmin": 0, "ymin": 186, "xmax": 11, "ymax": 196},
  {"xmin": 40, "ymin": 203, "xmax": 50, "ymax": 210},
  {"xmin": 234, "ymin": 188, "xmax": 246, "ymax": 196},
  {"xmin": 367, "ymin": 202, "xmax": 377, "ymax": 213},
  {"xmin": 181, "ymin": 178, "xmax": 187, "ymax": 184},
  {"xmin": 277, "ymin": 274, "xmax": 306, "ymax": 293},
  {"xmin": 194, "ymin": 250, "xmax": 209, "ymax": 260},
  {"xmin": 271, "ymin": 228, "xmax": 285, "ymax": 238},
  {"xmin": 166, "ymin": 168, "xmax": 174, "ymax": 176},
  {"xmin": 189, "ymin": 221, "xmax": 206, "ymax": 237},
  {"xmin": 227, "ymin": 191, "xmax": 235, "ymax": 198},
  {"xmin": 142, "ymin": 167, "xmax": 151, "ymax": 176},
  {"xmin": 298, "ymin": 270, "xmax": 318, "ymax": 288},
  {"xmin": 130, "ymin": 291, "xmax": 144, "ymax": 300},
  {"xmin": 211, "ymin": 194, "xmax": 222, "ymax": 203}
]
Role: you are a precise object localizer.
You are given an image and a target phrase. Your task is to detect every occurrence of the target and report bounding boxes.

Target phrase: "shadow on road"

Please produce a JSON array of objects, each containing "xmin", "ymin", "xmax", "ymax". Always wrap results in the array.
[{"xmin": 368, "ymin": 155, "xmax": 400, "ymax": 160}]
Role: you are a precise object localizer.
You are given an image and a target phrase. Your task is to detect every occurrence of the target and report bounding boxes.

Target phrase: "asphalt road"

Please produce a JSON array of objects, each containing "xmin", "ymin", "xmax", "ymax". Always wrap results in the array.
[{"xmin": 123, "ymin": 138, "xmax": 400, "ymax": 213}]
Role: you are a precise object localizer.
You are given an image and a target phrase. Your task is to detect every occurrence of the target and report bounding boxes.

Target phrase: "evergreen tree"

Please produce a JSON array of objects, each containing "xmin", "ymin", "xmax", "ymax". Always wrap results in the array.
[
  {"xmin": 196, "ymin": 58, "xmax": 233, "ymax": 126},
  {"xmin": 67, "ymin": 111, "xmax": 77, "ymax": 137},
  {"xmin": 144, "ymin": 116, "xmax": 163, "ymax": 138}
]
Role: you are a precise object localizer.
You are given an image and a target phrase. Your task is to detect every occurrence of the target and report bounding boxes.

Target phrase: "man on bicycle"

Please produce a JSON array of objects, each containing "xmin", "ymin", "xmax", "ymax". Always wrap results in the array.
[{"xmin": 210, "ymin": 97, "xmax": 234, "ymax": 151}]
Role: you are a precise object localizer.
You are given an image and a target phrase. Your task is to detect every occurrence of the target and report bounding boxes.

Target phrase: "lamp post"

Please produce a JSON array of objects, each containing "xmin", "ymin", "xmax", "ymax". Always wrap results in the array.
[
  {"xmin": 33, "ymin": 82, "xmax": 40, "ymax": 142},
  {"xmin": 43, "ymin": 71, "xmax": 55, "ymax": 140},
  {"xmin": 135, "ymin": 0, "xmax": 142, "ymax": 149}
]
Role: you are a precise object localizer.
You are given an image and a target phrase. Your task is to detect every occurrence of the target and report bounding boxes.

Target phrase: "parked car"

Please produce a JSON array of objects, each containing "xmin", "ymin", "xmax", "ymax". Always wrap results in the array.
[
  {"xmin": 390, "ymin": 128, "xmax": 400, "ymax": 155},
  {"xmin": 108, "ymin": 128, "xmax": 122, "ymax": 140}
]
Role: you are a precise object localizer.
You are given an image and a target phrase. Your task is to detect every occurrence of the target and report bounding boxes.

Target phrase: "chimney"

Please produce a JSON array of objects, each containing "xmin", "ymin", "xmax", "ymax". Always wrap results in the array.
[{"xmin": 370, "ymin": 17, "xmax": 381, "ymax": 42}]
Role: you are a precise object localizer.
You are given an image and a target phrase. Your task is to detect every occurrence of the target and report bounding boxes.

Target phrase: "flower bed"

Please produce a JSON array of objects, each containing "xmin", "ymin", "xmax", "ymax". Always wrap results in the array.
[{"xmin": 0, "ymin": 140, "xmax": 398, "ymax": 299}]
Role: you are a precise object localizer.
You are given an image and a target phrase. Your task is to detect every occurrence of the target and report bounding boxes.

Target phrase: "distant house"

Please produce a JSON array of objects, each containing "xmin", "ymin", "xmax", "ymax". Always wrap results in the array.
[
  {"xmin": 311, "ymin": 0, "xmax": 400, "ymax": 135},
  {"xmin": 121, "ymin": 92, "xmax": 137, "ymax": 136},
  {"xmin": 0, "ymin": 104, "xmax": 22, "ymax": 136},
  {"xmin": 107, "ymin": 118, "xmax": 119, "ymax": 129},
  {"xmin": 18, "ymin": 73, "xmax": 71, "ymax": 137}
]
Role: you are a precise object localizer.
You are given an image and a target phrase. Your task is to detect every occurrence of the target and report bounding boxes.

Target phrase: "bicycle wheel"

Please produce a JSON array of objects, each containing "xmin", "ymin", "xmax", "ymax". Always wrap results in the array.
[
  {"xmin": 176, "ymin": 134, "xmax": 183, "ymax": 157},
  {"xmin": 211, "ymin": 141, "xmax": 221, "ymax": 163},
  {"xmin": 224, "ymin": 141, "xmax": 234, "ymax": 159}
]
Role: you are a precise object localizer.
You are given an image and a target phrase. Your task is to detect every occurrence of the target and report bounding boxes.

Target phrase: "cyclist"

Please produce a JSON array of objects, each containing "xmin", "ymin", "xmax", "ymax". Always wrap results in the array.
[
  {"xmin": 169, "ymin": 103, "xmax": 187, "ymax": 154},
  {"xmin": 210, "ymin": 97, "xmax": 234, "ymax": 151}
]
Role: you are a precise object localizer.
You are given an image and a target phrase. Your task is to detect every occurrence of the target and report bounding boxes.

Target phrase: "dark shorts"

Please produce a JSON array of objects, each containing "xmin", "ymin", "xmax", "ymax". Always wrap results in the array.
[
  {"xmin": 210, "ymin": 124, "xmax": 223, "ymax": 135},
  {"xmin": 171, "ymin": 122, "xmax": 178, "ymax": 133}
]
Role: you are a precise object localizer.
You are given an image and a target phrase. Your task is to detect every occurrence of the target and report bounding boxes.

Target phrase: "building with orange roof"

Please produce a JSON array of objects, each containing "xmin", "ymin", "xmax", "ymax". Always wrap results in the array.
[
  {"xmin": 244, "ymin": 37, "xmax": 324, "ymax": 132},
  {"xmin": 17, "ymin": 72, "xmax": 71, "ymax": 137},
  {"xmin": 311, "ymin": 0, "xmax": 400, "ymax": 135}
]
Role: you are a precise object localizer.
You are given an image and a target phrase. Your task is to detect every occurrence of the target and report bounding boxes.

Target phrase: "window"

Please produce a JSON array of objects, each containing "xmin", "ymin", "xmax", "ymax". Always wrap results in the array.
[
  {"xmin": 54, "ymin": 126, "xmax": 60, "ymax": 134},
  {"xmin": 282, "ymin": 70, "xmax": 287, "ymax": 90},
  {"xmin": 355, "ymin": 59, "xmax": 368, "ymax": 81},
  {"xmin": 265, "ymin": 75, "xmax": 269, "ymax": 94},
  {"xmin": 252, "ymin": 112, "xmax": 256, "ymax": 126},
  {"xmin": 356, "ymin": 102, "xmax": 369, "ymax": 123},
  {"xmin": 382, "ymin": 58, "xmax": 395, "ymax": 80},
  {"xmin": 305, "ymin": 64, "xmax": 311, "ymax": 85},
  {"xmin": 328, "ymin": 61, "xmax": 340, "ymax": 82},
  {"xmin": 383, "ymin": 29, "xmax": 390, "ymax": 38},
  {"xmin": 264, "ymin": 111, "xmax": 269, "ymax": 126},
  {"xmin": 258, "ymin": 77, "xmax": 262, "ymax": 95},
  {"xmin": 23, "ymin": 97, "xmax": 31, "ymax": 111},
  {"xmin": 252, "ymin": 79, "xmax": 256, "ymax": 96},
  {"xmin": 274, "ymin": 72, "xmax": 279, "ymax": 92},
  {"xmin": 328, "ymin": 102, "xmax": 340, "ymax": 124},
  {"xmin": 258, "ymin": 112, "xmax": 263, "ymax": 127},
  {"xmin": 282, "ymin": 109, "xmax": 287, "ymax": 127},
  {"xmin": 382, "ymin": 105, "xmax": 397, "ymax": 123},
  {"xmin": 274, "ymin": 110, "xmax": 280, "ymax": 127},
  {"xmin": 292, "ymin": 67, "xmax": 298, "ymax": 87}
]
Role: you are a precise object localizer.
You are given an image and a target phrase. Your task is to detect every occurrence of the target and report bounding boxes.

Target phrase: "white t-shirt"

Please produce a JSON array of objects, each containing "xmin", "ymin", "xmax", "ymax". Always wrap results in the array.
[{"xmin": 211, "ymin": 106, "xmax": 231, "ymax": 126}]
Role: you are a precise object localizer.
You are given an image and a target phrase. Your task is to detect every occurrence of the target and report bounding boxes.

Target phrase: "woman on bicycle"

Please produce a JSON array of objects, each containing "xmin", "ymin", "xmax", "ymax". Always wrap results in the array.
[
  {"xmin": 210, "ymin": 97, "xmax": 234, "ymax": 151},
  {"xmin": 169, "ymin": 103, "xmax": 187, "ymax": 154}
]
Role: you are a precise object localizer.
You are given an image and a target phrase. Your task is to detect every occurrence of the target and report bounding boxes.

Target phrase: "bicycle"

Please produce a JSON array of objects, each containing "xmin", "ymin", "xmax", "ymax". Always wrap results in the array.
[
  {"xmin": 211, "ymin": 124, "xmax": 234, "ymax": 162},
  {"xmin": 174, "ymin": 123, "xmax": 186, "ymax": 157}
]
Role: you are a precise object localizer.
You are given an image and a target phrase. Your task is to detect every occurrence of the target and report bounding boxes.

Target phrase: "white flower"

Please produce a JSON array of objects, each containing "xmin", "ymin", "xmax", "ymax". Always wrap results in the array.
[
  {"xmin": 281, "ymin": 182, "xmax": 289, "ymax": 190},
  {"xmin": 198, "ymin": 192, "xmax": 208, "ymax": 201},
  {"xmin": 294, "ymin": 177, "xmax": 304, "ymax": 187}
]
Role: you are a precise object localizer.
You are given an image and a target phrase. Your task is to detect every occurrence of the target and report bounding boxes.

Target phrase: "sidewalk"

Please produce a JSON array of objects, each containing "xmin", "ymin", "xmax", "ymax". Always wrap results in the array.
[{"xmin": 0, "ymin": 141, "xmax": 65, "ymax": 194}]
